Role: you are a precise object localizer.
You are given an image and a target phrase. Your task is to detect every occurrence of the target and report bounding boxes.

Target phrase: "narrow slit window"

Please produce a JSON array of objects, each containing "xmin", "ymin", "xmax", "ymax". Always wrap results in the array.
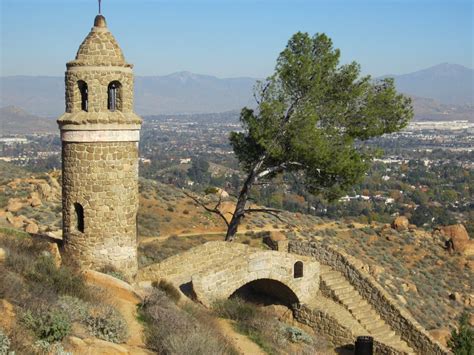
[
  {"xmin": 294, "ymin": 261, "xmax": 303, "ymax": 278},
  {"xmin": 108, "ymin": 81, "xmax": 122, "ymax": 111},
  {"xmin": 74, "ymin": 203, "xmax": 84, "ymax": 233},
  {"xmin": 78, "ymin": 81, "xmax": 88, "ymax": 112}
]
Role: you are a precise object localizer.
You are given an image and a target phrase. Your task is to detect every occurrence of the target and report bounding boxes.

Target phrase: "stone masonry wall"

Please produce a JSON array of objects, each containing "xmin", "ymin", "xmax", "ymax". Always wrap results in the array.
[
  {"xmin": 192, "ymin": 248, "xmax": 319, "ymax": 307},
  {"xmin": 62, "ymin": 141, "xmax": 139, "ymax": 279},
  {"xmin": 294, "ymin": 304, "xmax": 408, "ymax": 355},
  {"xmin": 289, "ymin": 241, "xmax": 449, "ymax": 355},
  {"xmin": 65, "ymin": 69, "xmax": 133, "ymax": 114}
]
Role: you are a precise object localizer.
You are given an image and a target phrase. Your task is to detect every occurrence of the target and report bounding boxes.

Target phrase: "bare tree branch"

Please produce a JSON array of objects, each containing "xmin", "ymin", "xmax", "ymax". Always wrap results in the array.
[
  {"xmin": 182, "ymin": 189, "xmax": 230, "ymax": 228},
  {"xmin": 244, "ymin": 207, "xmax": 287, "ymax": 224}
]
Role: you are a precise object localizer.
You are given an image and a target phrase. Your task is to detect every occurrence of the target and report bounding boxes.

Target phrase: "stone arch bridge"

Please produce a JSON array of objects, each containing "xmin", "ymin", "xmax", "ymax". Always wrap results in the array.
[{"xmin": 137, "ymin": 241, "xmax": 320, "ymax": 306}]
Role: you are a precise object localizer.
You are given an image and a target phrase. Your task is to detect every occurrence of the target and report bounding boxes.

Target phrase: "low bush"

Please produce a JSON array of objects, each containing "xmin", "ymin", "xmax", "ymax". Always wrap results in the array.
[
  {"xmin": 99, "ymin": 265, "xmax": 126, "ymax": 282},
  {"xmin": 140, "ymin": 289, "xmax": 235, "ymax": 355},
  {"xmin": 21, "ymin": 308, "xmax": 71, "ymax": 343},
  {"xmin": 448, "ymin": 311, "xmax": 473, "ymax": 355},
  {"xmin": 85, "ymin": 304, "xmax": 128, "ymax": 343},
  {"xmin": 213, "ymin": 298, "xmax": 256, "ymax": 322},
  {"xmin": 26, "ymin": 255, "xmax": 88, "ymax": 299},
  {"xmin": 285, "ymin": 326, "xmax": 313, "ymax": 344},
  {"xmin": 0, "ymin": 329, "xmax": 10, "ymax": 355},
  {"xmin": 56, "ymin": 295, "xmax": 90, "ymax": 322},
  {"xmin": 155, "ymin": 280, "xmax": 181, "ymax": 303}
]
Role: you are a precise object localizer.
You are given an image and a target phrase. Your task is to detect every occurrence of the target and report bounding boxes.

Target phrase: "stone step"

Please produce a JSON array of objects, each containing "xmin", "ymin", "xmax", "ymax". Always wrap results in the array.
[
  {"xmin": 346, "ymin": 299, "xmax": 367, "ymax": 310},
  {"xmin": 319, "ymin": 264, "xmax": 416, "ymax": 355},
  {"xmin": 334, "ymin": 287, "xmax": 357, "ymax": 297},
  {"xmin": 325, "ymin": 279, "xmax": 349, "ymax": 288},
  {"xmin": 337, "ymin": 291, "xmax": 360, "ymax": 302}
]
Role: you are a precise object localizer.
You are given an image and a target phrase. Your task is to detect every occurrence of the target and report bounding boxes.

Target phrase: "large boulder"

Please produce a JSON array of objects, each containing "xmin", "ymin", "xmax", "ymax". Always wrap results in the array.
[
  {"xmin": 439, "ymin": 224, "xmax": 472, "ymax": 255},
  {"xmin": 391, "ymin": 216, "xmax": 409, "ymax": 231},
  {"xmin": 25, "ymin": 221, "xmax": 39, "ymax": 234},
  {"xmin": 6, "ymin": 198, "xmax": 24, "ymax": 213}
]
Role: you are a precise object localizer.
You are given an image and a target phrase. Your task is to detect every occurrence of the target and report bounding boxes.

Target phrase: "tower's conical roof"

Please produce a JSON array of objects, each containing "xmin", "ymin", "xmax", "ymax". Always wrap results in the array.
[{"xmin": 68, "ymin": 15, "xmax": 131, "ymax": 68}]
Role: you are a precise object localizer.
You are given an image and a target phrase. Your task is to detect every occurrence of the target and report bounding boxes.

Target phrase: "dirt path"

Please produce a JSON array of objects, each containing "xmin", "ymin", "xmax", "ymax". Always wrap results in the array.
[
  {"xmin": 139, "ymin": 227, "xmax": 287, "ymax": 244},
  {"xmin": 216, "ymin": 318, "xmax": 266, "ymax": 355}
]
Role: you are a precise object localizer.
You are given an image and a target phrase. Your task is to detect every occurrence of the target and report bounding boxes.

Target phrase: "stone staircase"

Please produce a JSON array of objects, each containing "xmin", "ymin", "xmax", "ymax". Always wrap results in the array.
[{"xmin": 320, "ymin": 265, "xmax": 415, "ymax": 354}]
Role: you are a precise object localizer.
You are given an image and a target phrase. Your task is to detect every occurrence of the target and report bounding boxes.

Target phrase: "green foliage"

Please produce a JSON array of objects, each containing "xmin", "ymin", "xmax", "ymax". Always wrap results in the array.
[
  {"xmin": 204, "ymin": 186, "xmax": 219, "ymax": 195},
  {"xmin": 56, "ymin": 295, "xmax": 90, "ymax": 322},
  {"xmin": 230, "ymin": 32, "xmax": 412, "ymax": 200},
  {"xmin": 213, "ymin": 298, "xmax": 257, "ymax": 322},
  {"xmin": 21, "ymin": 308, "xmax": 71, "ymax": 343},
  {"xmin": 0, "ymin": 329, "xmax": 10, "ymax": 355},
  {"xmin": 26, "ymin": 255, "xmax": 87, "ymax": 298},
  {"xmin": 85, "ymin": 305, "xmax": 128, "ymax": 343},
  {"xmin": 448, "ymin": 312, "xmax": 473, "ymax": 355},
  {"xmin": 140, "ymin": 289, "xmax": 235, "ymax": 355},
  {"xmin": 187, "ymin": 158, "xmax": 211, "ymax": 185},
  {"xmin": 284, "ymin": 326, "xmax": 313, "ymax": 344},
  {"xmin": 99, "ymin": 265, "xmax": 126, "ymax": 282}
]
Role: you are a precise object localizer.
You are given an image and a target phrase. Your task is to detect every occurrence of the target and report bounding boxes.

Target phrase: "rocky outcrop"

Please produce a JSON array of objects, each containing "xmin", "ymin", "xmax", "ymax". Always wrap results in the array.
[
  {"xmin": 438, "ymin": 224, "xmax": 473, "ymax": 256},
  {"xmin": 391, "ymin": 216, "xmax": 409, "ymax": 231}
]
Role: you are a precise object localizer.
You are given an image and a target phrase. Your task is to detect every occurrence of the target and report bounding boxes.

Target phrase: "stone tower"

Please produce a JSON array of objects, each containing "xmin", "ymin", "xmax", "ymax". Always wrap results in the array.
[{"xmin": 58, "ymin": 14, "xmax": 142, "ymax": 279}]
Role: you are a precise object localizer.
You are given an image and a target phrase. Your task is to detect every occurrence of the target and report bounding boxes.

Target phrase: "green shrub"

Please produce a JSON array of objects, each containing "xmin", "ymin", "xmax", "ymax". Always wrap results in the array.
[
  {"xmin": 448, "ymin": 312, "xmax": 473, "ymax": 355},
  {"xmin": 99, "ymin": 265, "xmax": 126, "ymax": 282},
  {"xmin": 140, "ymin": 289, "xmax": 234, "ymax": 355},
  {"xmin": 26, "ymin": 255, "xmax": 87, "ymax": 298},
  {"xmin": 213, "ymin": 298, "xmax": 257, "ymax": 322},
  {"xmin": 56, "ymin": 295, "xmax": 90, "ymax": 322},
  {"xmin": 21, "ymin": 308, "xmax": 71, "ymax": 342},
  {"xmin": 85, "ymin": 305, "xmax": 128, "ymax": 343},
  {"xmin": 0, "ymin": 329, "xmax": 10, "ymax": 355},
  {"xmin": 285, "ymin": 326, "xmax": 313, "ymax": 344}
]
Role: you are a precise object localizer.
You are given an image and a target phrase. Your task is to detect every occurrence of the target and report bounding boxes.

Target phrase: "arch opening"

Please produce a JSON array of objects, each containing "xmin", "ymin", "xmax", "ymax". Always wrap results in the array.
[
  {"xmin": 229, "ymin": 278, "xmax": 299, "ymax": 307},
  {"xmin": 294, "ymin": 261, "xmax": 304, "ymax": 278},
  {"xmin": 78, "ymin": 80, "xmax": 88, "ymax": 112},
  {"xmin": 73, "ymin": 203, "xmax": 84, "ymax": 233},
  {"xmin": 108, "ymin": 81, "xmax": 122, "ymax": 111}
]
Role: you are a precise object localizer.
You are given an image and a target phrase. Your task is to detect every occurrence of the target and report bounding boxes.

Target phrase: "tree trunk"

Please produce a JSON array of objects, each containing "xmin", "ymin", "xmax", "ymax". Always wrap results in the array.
[{"xmin": 225, "ymin": 157, "xmax": 265, "ymax": 241}]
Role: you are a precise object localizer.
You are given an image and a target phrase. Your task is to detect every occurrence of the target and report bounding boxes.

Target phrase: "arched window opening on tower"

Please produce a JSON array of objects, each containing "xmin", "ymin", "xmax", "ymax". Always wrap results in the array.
[
  {"xmin": 294, "ymin": 261, "xmax": 303, "ymax": 278},
  {"xmin": 74, "ymin": 203, "xmax": 85, "ymax": 233},
  {"xmin": 108, "ymin": 81, "xmax": 122, "ymax": 111},
  {"xmin": 78, "ymin": 81, "xmax": 88, "ymax": 112}
]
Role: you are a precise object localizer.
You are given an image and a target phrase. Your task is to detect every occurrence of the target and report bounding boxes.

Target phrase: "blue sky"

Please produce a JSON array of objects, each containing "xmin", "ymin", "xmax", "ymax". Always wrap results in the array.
[{"xmin": 1, "ymin": 0, "xmax": 472, "ymax": 78}]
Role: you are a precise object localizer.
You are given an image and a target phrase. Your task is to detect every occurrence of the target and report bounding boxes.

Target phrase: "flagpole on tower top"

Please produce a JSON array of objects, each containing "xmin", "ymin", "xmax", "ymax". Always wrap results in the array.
[{"xmin": 98, "ymin": 0, "xmax": 102, "ymax": 14}]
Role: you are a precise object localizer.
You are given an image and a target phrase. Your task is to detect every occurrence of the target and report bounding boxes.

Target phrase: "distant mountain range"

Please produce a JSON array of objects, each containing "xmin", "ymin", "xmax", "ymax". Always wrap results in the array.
[
  {"xmin": 380, "ymin": 63, "xmax": 473, "ymax": 105},
  {"xmin": 0, "ymin": 106, "xmax": 56, "ymax": 134},
  {"xmin": 0, "ymin": 63, "xmax": 472, "ymax": 120}
]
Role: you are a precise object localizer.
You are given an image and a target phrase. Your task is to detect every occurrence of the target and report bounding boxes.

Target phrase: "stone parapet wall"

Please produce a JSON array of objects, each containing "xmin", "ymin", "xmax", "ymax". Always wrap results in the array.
[
  {"xmin": 294, "ymin": 303, "xmax": 406, "ymax": 355},
  {"xmin": 136, "ymin": 241, "xmax": 249, "ymax": 284},
  {"xmin": 62, "ymin": 142, "xmax": 139, "ymax": 279},
  {"xmin": 192, "ymin": 248, "xmax": 319, "ymax": 307},
  {"xmin": 289, "ymin": 241, "xmax": 449, "ymax": 355}
]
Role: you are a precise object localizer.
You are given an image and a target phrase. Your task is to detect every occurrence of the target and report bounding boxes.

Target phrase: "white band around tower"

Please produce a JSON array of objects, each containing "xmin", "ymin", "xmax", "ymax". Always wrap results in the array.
[{"xmin": 61, "ymin": 130, "xmax": 140, "ymax": 142}]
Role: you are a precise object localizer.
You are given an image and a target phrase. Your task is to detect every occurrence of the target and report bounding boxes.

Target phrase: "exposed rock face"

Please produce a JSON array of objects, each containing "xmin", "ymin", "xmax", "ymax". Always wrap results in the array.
[
  {"xmin": 6, "ymin": 198, "xmax": 24, "ymax": 212},
  {"xmin": 391, "ymin": 216, "xmax": 409, "ymax": 231},
  {"xmin": 439, "ymin": 224, "xmax": 472, "ymax": 255},
  {"xmin": 429, "ymin": 328, "xmax": 451, "ymax": 347},
  {"xmin": 0, "ymin": 248, "xmax": 6, "ymax": 263}
]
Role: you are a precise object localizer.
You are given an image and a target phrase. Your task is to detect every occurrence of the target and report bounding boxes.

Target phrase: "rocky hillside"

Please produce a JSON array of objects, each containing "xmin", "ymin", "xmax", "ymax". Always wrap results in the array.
[{"xmin": 0, "ymin": 163, "xmax": 472, "ymax": 346}]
